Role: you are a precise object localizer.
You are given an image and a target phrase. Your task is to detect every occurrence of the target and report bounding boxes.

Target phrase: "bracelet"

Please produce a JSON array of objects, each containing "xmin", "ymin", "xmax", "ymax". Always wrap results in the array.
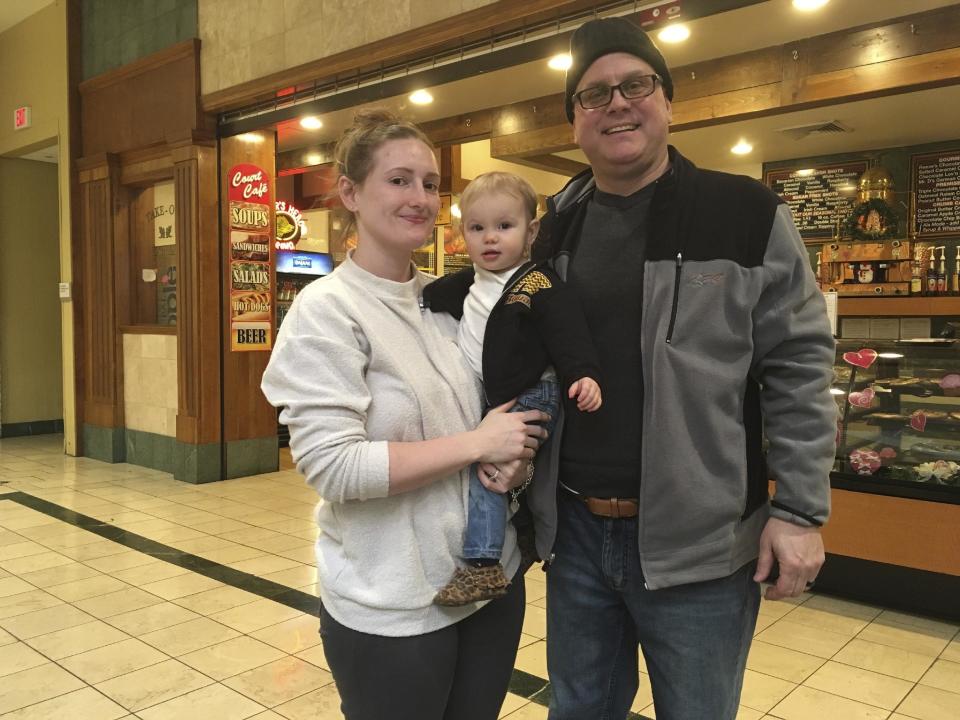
[{"xmin": 510, "ymin": 461, "xmax": 536, "ymax": 504}]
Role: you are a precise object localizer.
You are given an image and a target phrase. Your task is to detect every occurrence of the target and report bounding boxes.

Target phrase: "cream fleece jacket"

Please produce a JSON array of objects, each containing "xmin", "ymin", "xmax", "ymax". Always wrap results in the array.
[{"xmin": 261, "ymin": 256, "xmax": 520, "ymax": 636}]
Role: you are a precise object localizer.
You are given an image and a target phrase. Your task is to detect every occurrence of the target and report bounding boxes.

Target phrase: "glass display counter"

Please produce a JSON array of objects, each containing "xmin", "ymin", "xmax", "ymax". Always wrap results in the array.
[{"xmin": 832, "ymin": 339, "xmax": 960, "ymax": 502}]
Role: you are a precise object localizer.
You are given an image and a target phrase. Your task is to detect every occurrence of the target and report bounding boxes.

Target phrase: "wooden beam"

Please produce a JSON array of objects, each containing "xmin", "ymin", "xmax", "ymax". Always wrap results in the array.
[
  {"xmin": 489, "ymin": 6, "xmax": 960, "ymax": 164},
  {"xmin": 491, "ymin": 124, "xmax": 575, "ymax": 159},
  {"xmin": 510, "ymin": 153, "xmax": 590, "ymax": 176}
]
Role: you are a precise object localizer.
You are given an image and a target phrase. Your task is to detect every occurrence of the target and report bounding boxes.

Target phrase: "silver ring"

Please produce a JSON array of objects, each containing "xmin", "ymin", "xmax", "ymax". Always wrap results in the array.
[{"xmin": 490, "ymin": 468, "xmax": 501, "ymax": 481}]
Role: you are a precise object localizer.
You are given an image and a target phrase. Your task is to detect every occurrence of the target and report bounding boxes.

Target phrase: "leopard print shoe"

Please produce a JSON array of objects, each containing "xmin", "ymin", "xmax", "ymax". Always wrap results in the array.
[{"xmin": 433, "ymin": 564, "xmax": 510, "ymax": 606}]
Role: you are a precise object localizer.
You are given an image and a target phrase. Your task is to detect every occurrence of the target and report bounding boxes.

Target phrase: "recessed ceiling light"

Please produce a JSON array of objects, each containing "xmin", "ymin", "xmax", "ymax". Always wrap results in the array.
[
  {"xmin": 409, "ymin": 90, "xmax": 434, "ymax": 105},
  {"xmin": 657, "ymin": 24, "xmax": 690, "ymax": 43},
  {"xmin": 300, "ymin": 116, "xmax": 322, "ymax": 130},
  {"xmin": 731, "ymin": 139, "xmax": 753, "ymax": 155},
  {"xmin": 793, "ymin": 0, "xmax": 829, "ymax": 11},
  {"xmin": 548, "ymin": 53, "xmax": 572, "ymax": 71}
]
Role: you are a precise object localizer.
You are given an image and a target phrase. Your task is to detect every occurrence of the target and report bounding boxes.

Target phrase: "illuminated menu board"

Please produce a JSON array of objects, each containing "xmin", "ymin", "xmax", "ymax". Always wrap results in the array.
[
  {"xmin": 765, "ymin": 162, "xmax": 867, "ymax": 239},
  {"xmin": 911, "ymin": 149, "xmax": 960, "ymax": 237}
]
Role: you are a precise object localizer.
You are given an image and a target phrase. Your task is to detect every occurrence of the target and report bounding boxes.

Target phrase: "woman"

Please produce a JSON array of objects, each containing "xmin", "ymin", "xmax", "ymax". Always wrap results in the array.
[{"xmin": 261, "ymin": 110, "xmax": 546, "ymax": 720}]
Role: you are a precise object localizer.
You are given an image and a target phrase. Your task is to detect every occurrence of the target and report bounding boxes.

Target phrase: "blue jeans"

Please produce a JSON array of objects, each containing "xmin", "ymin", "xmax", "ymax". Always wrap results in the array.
[
  {"xmin": 462, "ymin": 378, "xmax": 560, "ymax": 561},
  {"xmin": 546, "ymin": 492, "xmax": 760, "ymax": 720}
]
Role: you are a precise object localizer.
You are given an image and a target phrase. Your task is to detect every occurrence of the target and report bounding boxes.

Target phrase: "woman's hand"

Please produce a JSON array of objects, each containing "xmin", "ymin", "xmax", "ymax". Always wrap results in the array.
[
  {"xmin": 472, "ymin": 400, "xmax": 549, "ymax": 465},
  {"xmin": 478, "ymin": 459, "xmax": 530, "ymax": 494}
]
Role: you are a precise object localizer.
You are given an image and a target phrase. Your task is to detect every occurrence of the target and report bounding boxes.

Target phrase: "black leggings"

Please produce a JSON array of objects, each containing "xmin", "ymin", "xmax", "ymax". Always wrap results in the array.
[{"xmin": 319, "ymin": 576, "xmax": 526, "ymax": 720}]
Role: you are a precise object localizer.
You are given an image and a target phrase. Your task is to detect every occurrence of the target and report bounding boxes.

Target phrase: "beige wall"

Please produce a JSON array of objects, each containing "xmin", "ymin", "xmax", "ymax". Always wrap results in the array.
[
  {"xmin": 0, "ymin": 0, "xmax": 76, "ymax": 451},
  {"xmin": 200, "ymin": 0, "xmax": 497, "ymax": 95},
  {"xmin": 461, "ymin": 139, "xmax": 569, "ymax": 197},
  {"xmin": 123, "ymin": 335, "xmax": 178, "ymax": 438},
  {"xmin": 0, "ymin": 159, "xmax": 63, "ymax": 426}
]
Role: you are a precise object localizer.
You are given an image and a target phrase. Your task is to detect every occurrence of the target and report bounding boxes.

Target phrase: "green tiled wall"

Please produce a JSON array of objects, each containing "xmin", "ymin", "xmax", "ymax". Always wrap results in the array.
[
  {"xmin": 82, "ymin": 0, "xmax": 197, "ymax": 80},
  {"xmin": 226, "ymin": 437, "xmax": 280, "ymax": 479},
  {"xmin": 83, "ymin": 425, "xmax": 276, "ymax": 484}
]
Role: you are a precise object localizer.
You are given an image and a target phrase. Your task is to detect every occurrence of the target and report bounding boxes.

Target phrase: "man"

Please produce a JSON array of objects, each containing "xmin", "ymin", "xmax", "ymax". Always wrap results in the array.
[{"xmin": 525, "ymin": 17, "xmax": 836, "ymax": 720}]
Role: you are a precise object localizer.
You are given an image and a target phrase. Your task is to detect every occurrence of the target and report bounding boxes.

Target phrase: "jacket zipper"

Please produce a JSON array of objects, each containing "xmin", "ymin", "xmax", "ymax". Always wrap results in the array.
[{"xmin": 665, "ymin": 252, "xmax": 683, "ymax": 344}]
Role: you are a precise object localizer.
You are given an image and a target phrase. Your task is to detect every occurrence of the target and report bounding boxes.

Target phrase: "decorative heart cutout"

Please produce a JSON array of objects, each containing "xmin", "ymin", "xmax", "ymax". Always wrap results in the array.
[
  {"xmin": 849, "ymin": 387, "xmax": 875, "ymax": 408},
  {"xmin": 843, "ymin": 348, "xmax": 878, "ymax": 369},
  {"xmin": 911, "ymin": 410, "xmax": 927, "ymax": 432}
]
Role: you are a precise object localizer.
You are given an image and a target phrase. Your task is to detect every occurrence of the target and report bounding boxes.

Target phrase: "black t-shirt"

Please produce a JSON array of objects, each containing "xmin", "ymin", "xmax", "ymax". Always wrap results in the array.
[{"xmin": 559, "ymin": 184, "xmax": 654, "ymax": 498}]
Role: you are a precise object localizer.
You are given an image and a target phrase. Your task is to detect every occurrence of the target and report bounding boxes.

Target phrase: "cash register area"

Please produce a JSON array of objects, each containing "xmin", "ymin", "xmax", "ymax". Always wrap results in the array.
[{"xmin": 0, "ymin": 434, "xmax": 958, "ymax": 720}]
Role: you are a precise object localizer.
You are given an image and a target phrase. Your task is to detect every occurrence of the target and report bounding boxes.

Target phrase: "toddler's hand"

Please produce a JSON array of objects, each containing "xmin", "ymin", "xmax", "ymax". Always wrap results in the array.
[{"xmin": 568, "ymin": 377, "xmax": 602, "ymax": 412}]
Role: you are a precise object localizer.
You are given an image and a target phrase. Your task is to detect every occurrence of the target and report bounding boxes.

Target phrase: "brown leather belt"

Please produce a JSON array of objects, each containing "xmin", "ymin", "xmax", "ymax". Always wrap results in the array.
[{"xmin": 563, "ymin": 485, "xmax": 639, "ymax": 518}]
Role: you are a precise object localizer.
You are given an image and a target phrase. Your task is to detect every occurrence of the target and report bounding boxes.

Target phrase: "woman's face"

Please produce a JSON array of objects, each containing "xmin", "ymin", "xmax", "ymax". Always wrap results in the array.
[{"xmin": 339, "ymin": 138, "xmax": 441, "ymax": 259}]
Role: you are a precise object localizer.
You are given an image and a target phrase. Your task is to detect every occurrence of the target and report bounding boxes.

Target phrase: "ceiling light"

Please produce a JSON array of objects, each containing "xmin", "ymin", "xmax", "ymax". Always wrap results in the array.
[
  {"xmin": 730, "ymin": 139, "xmax": 753, "ymax": 155},
  {"xmin": 829, "ymin": 388, "xmax": 846, "ymax": 396},
  {"xmin": 657, "ymin": 24, "xmax": 690, "ymax": 43},
  {"xmin": 409, "ymin": 90, "xmax": 434, "ymax": 105},
  {"xmin": 305, "ymin": 153, "xmax": 323, "ymax": 166},
  {"xmin": 878, "ymin": 352, "xmax": 905, "ymax": 359},
  {"xmin": 548, "ymin": 53, "xmax": 572, "ymax": 71},
  {"xmin": 793, "ymin": 0, "xmax": 829, "ymax": 11},
  {"xmin": 300, "ymin": 116, "xmax": 322, "ymax": 130},
  {"xmin": 237, "ymin": 133, "xmax": 264, "ymax": 144}
]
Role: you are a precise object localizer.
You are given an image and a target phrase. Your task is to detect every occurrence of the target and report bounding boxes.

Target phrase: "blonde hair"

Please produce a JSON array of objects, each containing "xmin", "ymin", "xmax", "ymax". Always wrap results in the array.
[
  {"xmin": 333, "ymin": 109, "xmax": 434, "ymax": 184},
  {"xmin": 459, "ymin": 172, "xmax": 539, "ymax": 222}
]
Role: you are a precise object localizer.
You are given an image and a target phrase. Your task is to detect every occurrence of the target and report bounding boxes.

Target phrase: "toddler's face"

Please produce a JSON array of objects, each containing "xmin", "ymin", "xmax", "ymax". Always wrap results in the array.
[{"xmin": 462, "ymin": 192, "xmax": 538, "ymax": 273}]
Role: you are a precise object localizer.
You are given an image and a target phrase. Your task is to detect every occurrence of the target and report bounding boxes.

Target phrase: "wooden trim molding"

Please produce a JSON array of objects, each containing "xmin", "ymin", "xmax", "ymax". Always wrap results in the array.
[
  {"xmin": 79, "ymin": 39, "xmax": 199, "ymax": 94},
  {"xmin": 119, "ymin": 325, "xmax": 177, "ymax": 335}
]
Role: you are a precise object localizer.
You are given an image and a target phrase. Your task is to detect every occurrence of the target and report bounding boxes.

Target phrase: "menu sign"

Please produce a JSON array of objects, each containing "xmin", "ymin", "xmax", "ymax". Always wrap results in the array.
[
  {"xmin": 911, "ymin": 150, "xmax": 960, "ymax": 237},
  {"xmin": 765, "ymin": 162, "xmax": 867, "ymax": 239},
  {"xmin": 228, "ymin": 164, "xmax": 272, "ymax": 351}
]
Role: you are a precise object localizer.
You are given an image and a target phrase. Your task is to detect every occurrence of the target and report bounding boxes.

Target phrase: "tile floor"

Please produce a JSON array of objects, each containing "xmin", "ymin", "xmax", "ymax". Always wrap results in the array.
[{"xmin": 0, "ymin": 434, "xmax": 958, "ymax": 719}]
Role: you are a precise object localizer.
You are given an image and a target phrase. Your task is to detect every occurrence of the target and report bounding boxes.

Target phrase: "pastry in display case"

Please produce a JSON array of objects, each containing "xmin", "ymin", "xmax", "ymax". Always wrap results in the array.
[{"xmin": 832, "ymin": 339, "xmax": 960, "ymax": 495}]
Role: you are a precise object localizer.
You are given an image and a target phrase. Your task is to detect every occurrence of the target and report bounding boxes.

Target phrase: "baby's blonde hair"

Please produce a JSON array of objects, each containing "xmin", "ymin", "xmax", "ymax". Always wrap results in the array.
[{"xmin": 459, "ymin": 172, "xmax": 538, "ymax": 222}]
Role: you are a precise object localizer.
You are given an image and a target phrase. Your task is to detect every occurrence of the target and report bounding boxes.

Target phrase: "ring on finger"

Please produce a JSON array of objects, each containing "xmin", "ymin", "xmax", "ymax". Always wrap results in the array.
[{"xmin": 490, "ymin": 468, "xmax": 501, "ymax": 481}]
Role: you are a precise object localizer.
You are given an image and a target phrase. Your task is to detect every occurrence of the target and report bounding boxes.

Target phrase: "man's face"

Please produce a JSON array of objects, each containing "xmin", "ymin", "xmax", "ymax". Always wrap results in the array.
[{"xmin": 572, "ymin": 53, "xmax": 672, "ymax": 190}]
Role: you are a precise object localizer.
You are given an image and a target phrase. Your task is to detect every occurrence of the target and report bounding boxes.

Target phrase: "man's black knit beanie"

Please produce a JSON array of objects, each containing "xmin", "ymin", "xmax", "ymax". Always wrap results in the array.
[{"xmin": 565, "ymin": 17, "xmax": 674, "ymax": 123}]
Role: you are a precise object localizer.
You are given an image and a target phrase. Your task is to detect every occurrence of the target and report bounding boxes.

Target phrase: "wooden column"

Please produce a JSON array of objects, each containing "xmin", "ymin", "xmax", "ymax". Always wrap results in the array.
[
  {"xmin": 168, "ymin": 136, "xmax": 224, "ymax": 481},
  {"xmin": 77, "ymin": 154, "xmax": 125, "ymax": 461}
]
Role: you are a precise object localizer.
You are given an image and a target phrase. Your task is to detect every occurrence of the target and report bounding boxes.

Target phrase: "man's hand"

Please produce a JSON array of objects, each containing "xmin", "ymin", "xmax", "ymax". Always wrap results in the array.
[{"xmin": 753, "ymin": 517, "xmax": 824, "ymax": 600}]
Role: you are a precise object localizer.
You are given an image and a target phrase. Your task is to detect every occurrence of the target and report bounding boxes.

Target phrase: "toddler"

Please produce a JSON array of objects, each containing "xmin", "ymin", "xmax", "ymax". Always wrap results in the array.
[{"xmin": 424, "ymin": 171, "xmax": 602, "ymax": 605}]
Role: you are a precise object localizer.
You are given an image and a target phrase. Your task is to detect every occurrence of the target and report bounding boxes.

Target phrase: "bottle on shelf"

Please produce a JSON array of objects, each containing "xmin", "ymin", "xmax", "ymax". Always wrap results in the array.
[
  {"xmin": 953, "ymin": 246, "xmax": 960, "ymax": 296},
  {"xmin": 926, "ymin": 247, "xmax": 938, "ymax": 296},
  {"xmin": 911, "ymin": 245, "xmax": 924, "ymax": 295},
  {"xmin": 876, "ymin": 261, "xmax": 888, "ymax": 283},
  {"xmin": 936, "ymin": 246, "xmax": 948, "ymax": 296}
]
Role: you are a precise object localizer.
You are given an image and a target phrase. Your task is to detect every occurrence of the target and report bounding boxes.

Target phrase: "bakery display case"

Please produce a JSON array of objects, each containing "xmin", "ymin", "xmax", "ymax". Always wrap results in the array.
[
  {"xmin": 832, "ymin": 339, "xmax": 960, "ymax": 499},
  {"xmin": 815, "ymin": 338, "xmax": 960, "ymax": 619}
]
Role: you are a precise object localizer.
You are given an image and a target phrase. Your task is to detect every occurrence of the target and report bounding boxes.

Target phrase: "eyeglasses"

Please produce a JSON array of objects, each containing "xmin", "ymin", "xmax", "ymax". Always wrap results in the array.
[{"xmin": 572, "ymin": 74, "xmax": 662, "ymax": 110}]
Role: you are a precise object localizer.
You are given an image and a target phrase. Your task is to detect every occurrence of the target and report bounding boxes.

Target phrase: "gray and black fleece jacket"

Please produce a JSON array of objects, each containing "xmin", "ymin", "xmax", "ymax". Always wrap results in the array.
[{"xmin": 528, "ymin": 147, "xmax": 836, "ymax": 590}]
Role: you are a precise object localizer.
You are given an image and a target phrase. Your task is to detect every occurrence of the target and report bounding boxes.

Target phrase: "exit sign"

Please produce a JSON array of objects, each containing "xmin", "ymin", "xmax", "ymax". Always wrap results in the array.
[{"xmin": 14, "ymin": 106, "xmax": 31, "ymax": 130}]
